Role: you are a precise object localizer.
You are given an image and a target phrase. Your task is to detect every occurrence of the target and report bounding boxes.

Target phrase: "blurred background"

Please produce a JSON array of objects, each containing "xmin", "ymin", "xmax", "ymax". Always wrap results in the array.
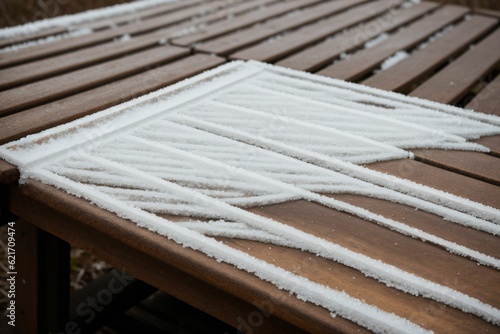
[{"xmin": 0, "ymin": 0, "xmax": 499, "ymax": 29}]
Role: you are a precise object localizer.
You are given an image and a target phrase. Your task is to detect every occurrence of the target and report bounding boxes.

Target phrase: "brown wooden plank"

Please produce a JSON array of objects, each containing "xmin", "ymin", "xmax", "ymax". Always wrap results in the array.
[
  {"xmin": 317, "ymin": 5, "xmax": 470, "ymax": 81},
  {"xmin": 466, "ymin": 73, "xmax": 500, "ymax": 115},
  {"xmin": 413, "ymin": 149, "xmax": 500, "ymax": 186},
  {"xmin": 221, "ymin": 236, "xmax": 498, "ymax": 334},
  {"xmin": 0, "ymin": 160, "xmax": 18, "ymax": 184},
  {"xmin": 250, "ymin": 200, "xmax": 500, "ymax": 309},
  {"xmin": 0, "ymin": 0, "xmax": 205, "ymax": 49},
  {"xmin": 0, "ymin": 0, "xmax": 230, "ymax": 69},
  {"xmin": 409, "ymin": 27, "xmax": 500, "ymax": 104},
  {"xmin": 12, "ymin": 181, "xmax": 359, "ymax": 333},
  {"xmin": 231, "ymin": 0, "xmax": 417, "ymax": 62},
  {"xmin": 366, "ymin": 158, "xmax": 500, "ymax": 209},
  {"xmin": 0, "ymin": 45, "xmax": 189, "ymax": 117},
  {"xmin": 0, "ymin": 0, "xmax": 278, "ymax": 90},
  {"xmin": 0, "ymin": 33, "xmax": 164, "ymax": 90},
  {"xmin": 474, "ymin": 7, "xmax": 500, "ymax": 19},
  {"xmin": 275, "ymin": 1, "xmax": 439, "ymax": 72},
  {"xmin": 195, "ymin": 0, "xmax": 373, "ymax": 56},
  {"xmin": 474, "ymin": 136, "xmax": 500, "ymax": 157},
  {"xmin": 0, "ymin": 26, "xmax": 68, "ymax": 49},
  {"xmin": 172, "ymin": 0, "xmax": 325, "ymax": 47},
  {"xmin": 329, "ymin": 193, "xmax": 499, "ymax": 258},
  {"xmin": 0, "ymin": 54, "xmax": 225, "ymax": 145},
  {"xmin": 362, "ymin": 15, "xmax": 497, "ymax": 93}
]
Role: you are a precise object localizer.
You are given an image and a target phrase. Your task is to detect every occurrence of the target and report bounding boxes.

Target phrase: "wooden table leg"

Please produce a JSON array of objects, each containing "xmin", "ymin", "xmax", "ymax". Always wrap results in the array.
[{"xmin": 17, "ymin": 220, "xmax": 70, "ymax": 334}]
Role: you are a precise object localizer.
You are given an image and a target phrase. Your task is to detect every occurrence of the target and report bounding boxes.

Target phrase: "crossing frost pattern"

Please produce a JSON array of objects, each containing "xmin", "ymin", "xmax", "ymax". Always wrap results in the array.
[{"xmin": 1, "ymin": 61, "xmax": 500, "ymax": 332}]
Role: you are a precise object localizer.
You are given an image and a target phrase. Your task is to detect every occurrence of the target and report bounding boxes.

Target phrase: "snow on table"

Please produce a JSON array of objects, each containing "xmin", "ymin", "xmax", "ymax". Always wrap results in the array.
[{"xmin": 1, "ymin": 61, "xmax": 499, "ymax": 332}]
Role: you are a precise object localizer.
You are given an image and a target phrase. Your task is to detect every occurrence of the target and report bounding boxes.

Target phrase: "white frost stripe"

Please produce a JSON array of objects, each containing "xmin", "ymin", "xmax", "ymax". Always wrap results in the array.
[
  {"xmin": 82, "ymin": 154, "xmax": 500, "ymax": 324},
  {"xmin": 125, "ymin": 135, "xmax": 500, "ymax": 267},
  {"xmin": 207, "ymin": 100, "xmax": 411, "ymax": 159},
  {"xmin": 170, "ymin": 114, "xmax": 500, "ymax": 224},
  {"xmin": 28, "ymin": 168, "xmax": 431, "ymax": 334},
  {"xmin": 247, "ymin": 61, "xmax": 500, "ymax": 125}
]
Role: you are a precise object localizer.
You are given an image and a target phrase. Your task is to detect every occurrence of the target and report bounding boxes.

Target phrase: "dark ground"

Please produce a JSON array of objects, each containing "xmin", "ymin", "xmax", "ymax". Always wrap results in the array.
[{"xmin": 0, "ymin": 0, "xmax": 499, "ymax": 29}]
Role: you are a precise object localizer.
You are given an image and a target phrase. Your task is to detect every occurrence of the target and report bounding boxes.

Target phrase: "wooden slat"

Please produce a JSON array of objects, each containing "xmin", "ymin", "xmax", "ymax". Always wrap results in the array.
[
  {"xmin": 362, "ymin": 15, "xmax": 497, "ymax": 93},
  {"xmin": 0, "ymin": 54, "xmax": 225, "ymax": 145},
  {"xmin": 329, "ymin": 193, "xmax": 499, "ymax": 258},
  {"xmin": 0, "ymin": 0, "xmax": 277, "ymax": 90},
  {"xmin": 413, "ymin": 149, "xmax": 500, "ymax": 186},
  {"xmin": 172, "ymin": 0, "xmax": 324, "ymax": 47},
  {"xmin": 275, "ymin": 1, "xmax": 439, "ymax": 72},
  {"xmin": 0, "ymin": 45, "xmax": 189, "ymax": 116},
  {"xmin": 248, "ymin": 201, "xmax": 500, "ymax": 333},
  {"xmin": 366, "ymin": 158, "xmax": 500, "ymax": 209},
  {"xmin": 0, "ymin": 33, "xmax": 164, "ymax": 90},
  {"xmin": 12, "ymin": 181, "xmax": 351, "ymax": 333},
  {"xmin": 194, "ymin": 0, "xmax": 372, "ymax": 56},
  {"xmin": 0, "ymin": 0, "xmax": 205, "ymax": 48},
  {"xmin": 474, "ymin": 7, "xmax": 500, "ymax": 19},
  {"xmin": 409, "ymin": 27, "xmax": 500, "ymax": 104},
  {"xmin": 474, "ymin": 136, "xmax": 500, "ymax": 157},
  {"xmin": 0, "ymin": 0, "xmax": 230, "ymax": 68},
  {"xmin": 317, "ymin": 5, "xmax": 469, "ymax": 81},
  {"xmin": 0, "ymin": 26, "xmax": 68, "ymax": 49},
  {"xmin": 231, "ymin": 0, "xmax": 414, "ymax": 62},
  {"xmin": 466, "ymin": 73, "xmax": 500, "ymax": 115}
]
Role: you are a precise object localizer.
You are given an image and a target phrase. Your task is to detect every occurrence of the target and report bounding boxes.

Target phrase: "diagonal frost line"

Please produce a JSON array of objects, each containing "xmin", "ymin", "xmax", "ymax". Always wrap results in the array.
[
  {"xmin": 206, "ymin": 100, "xmax": 411, "ymax": 160},
  {"xmin": 222, "ymin": 83, "xmax": 484, "ymax": 148},
  {"xmin": 252, "ymin": 61, "xmax": 500, "ymax": 126},
  {"xmin": 170, "ymin": 114, "xmax": 500, "ymax": 224},
  {"xmin": 51, "ymin": 150, "xmax": 499, "ymax": 325},
  {"xmin": 125, "ymin": 135, "xmax": 500, "ymax": 268},
  {"xmin": 27, "ymin": 168, "xmax": 431, "ymax": 334},
  {"xmin": 138, "ymin": 120, "xmax": 500, "ymax": 235}
]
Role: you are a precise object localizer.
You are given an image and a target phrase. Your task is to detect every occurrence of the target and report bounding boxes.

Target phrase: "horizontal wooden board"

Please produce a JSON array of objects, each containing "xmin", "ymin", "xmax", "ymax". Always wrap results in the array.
[
  {"xmin": 362, "ymin": 15, "xmax": 498, "ymax": 93},
  {"xmin": 413, "ymin": 149, "xmax": 500, "ymax": 186},
  {"xmin": 231, "ymin": 0, "xmax": 421, "ymax": 62},
  {"xmin": 173, "ymin": 0, "xmax": 325, "ymax": 46},
  {"xmin": 0, "ymin": 45, "xmax": 189, "ymax": 116},
  {"xmin": 194, "ymin": 0, "xmax": 371, "ymax": 55},
  {"xmin": 0, "ymin": 54, "xmax": 225, "ymax": 145},
  {"xmin": 317, "ymin": 5, "xmax": 470, "ymax": 81},
  {"xmin": 409, "ymin": 27, "xmax": 500, "ymax": 104},
  {"xmin": 275, "ymin": 1, "xmax": 438, "ymax": 72}
]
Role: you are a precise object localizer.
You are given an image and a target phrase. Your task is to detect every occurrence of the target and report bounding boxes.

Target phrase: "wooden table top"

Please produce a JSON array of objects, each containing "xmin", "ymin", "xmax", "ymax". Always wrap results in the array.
[{"xmin": 0, "ymin": 1, "xmax": 499, "ymax": 333}]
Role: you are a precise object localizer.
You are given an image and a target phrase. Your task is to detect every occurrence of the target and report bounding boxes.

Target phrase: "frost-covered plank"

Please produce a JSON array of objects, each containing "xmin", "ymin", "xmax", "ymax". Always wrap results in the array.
[
  {"xmin": 275, "ymin": 1, "xmax": 437, "ymax": 72},
  {"xmin": 0, "ymin": 45, "xmax": 188, "ymax": 116},
  {"xmin": 231, "ymin": 0, "xmax": 424, "ymax": 62},
  {"xmin": 0, "ymin": 0, "xmax": 229, "ymax": 68},
  {"xmin": 172, "ymin": 0, "xmax": 326, "ymax": 46},
  {"xmin": 318, "ymin": 5, "xmax": 469, "ymax": 81},
  {"xmin": 410, "ymin": 27, "xmax": 500, "ymax": 104},
  {"xmin": 362, "ymin": 15, "xmax": 498, "ymax": 93},
  {"xmin": 194, "ymin": 0, "xmax": 369, "ymax": 55}
]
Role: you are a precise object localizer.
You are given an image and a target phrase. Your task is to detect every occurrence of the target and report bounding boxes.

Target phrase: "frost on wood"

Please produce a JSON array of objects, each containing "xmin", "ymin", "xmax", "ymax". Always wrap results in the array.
[{"xmin": 1, "ymin": 61, "xmax": 499, "ymax": 332}]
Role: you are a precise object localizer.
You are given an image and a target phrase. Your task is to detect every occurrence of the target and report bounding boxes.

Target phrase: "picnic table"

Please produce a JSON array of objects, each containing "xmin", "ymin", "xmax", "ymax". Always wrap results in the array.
[{"xmin": 0, "ymin": 0, "xmax": 499, "ymax": 333}]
